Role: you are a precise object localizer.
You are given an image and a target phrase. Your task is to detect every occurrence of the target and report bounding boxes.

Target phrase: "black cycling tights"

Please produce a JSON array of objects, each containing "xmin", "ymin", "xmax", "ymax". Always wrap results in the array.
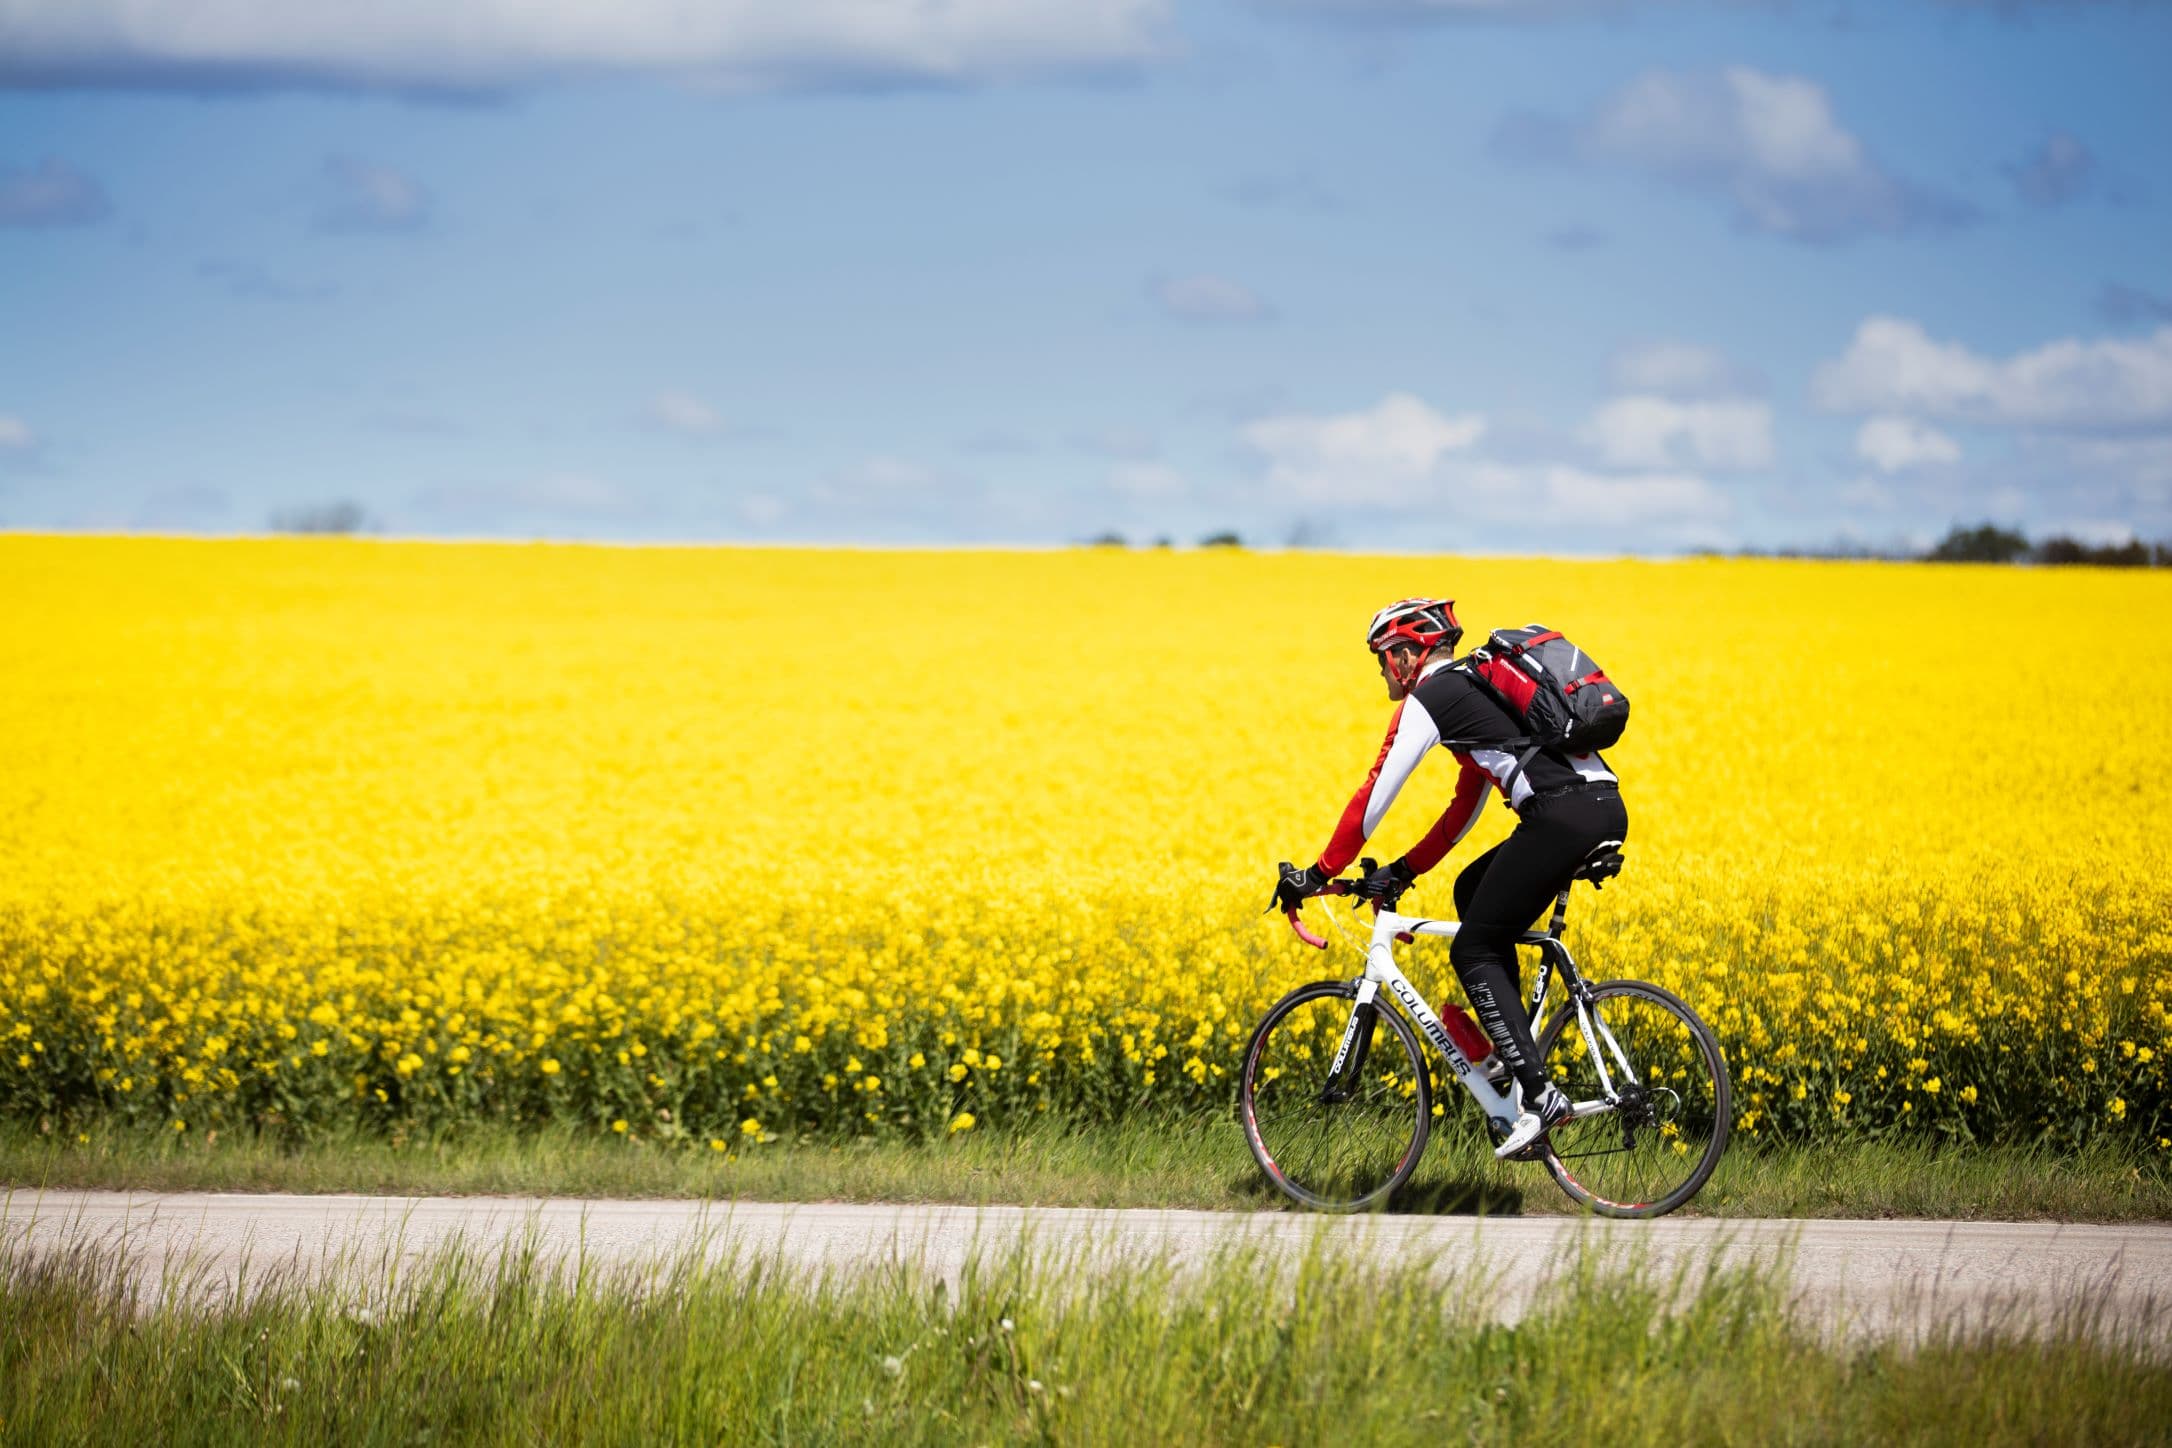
[{"xmin": 1447, "ymin": 787, "xmax": 1628, "ymax": 1097}]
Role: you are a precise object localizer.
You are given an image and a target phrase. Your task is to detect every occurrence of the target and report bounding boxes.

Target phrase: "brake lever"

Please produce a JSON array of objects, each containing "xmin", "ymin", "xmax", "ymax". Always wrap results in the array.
[{"xmin": 1347, "ymin": 857, "xmax": 1378, "ymax": 911}]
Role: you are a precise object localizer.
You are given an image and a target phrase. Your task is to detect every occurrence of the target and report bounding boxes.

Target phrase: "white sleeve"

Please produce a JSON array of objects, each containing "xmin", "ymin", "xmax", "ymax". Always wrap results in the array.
[{"xmin": 1361, "ymin": 699, "xmax": 1441, "ymax": 836}]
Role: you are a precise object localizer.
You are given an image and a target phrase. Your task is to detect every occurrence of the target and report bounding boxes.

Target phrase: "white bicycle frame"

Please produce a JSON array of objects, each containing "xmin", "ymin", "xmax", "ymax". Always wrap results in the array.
[{"xmin": 1326, "ymin": 905, "xmax": 1638, "ymax": 1133}]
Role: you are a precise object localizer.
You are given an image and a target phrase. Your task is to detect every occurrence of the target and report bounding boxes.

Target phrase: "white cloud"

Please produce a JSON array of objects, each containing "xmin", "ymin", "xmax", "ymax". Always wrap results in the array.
[
  {"xmin": 1448, "ymin": 459, "xmax": 1732, "ymax": 535},
  {"xmin": 1588, "ymin": 395, "xmax": 1773, "ymax": 470},
  {"xmin": 1241, "ymin": 389, "xmax": 1730, "ymax": 539},
  {"xmin": 1813, "ymin": 317, "xmax": 2172, "ymax": 431},
  {"xmin": 0, "ymin": 157, "xmax": 109, "ymax": 226},
  {"xmin": 0, "ymin": 1, "xmax": 1170, "ymax": 92},
  {"xmin": 1854, "ymin": 415, "xmax": 1961, "ymax": 473},
  {"xmin": 648, "ymin": 390, "xmax": 725, "ymax": 436},
  {"xmin": 1107, "ymin": 461, "xmax": 1186, "ymax": 498},
  {"xmin": 1607, "ymin": 340, "xmax": 1755, "ymax": 399},
  {"xmin": 1151, "ymin": 274, "xmax": 1273, "ymax": 323},
  {"xmin": 1496, "ymin": 66, "xmax": 1973, "ymax": 243},
  {"xmin": 314, "ymin": 156, "xmax": 430, "ymax": 233},
  {"xmin": 738, "ymin": 493, "xmax": 787, "ymax": 525},
  {"xmin": 1518, "ymin": 464, "xmax": 1730, "ymax": 529},
  {"xmin": 1242, "ymin": 392, "xmax": 1485, "ymax": 503},
  {"xmin": 0, "ymin": 414, "xmax": 35, "ymax": 451},
  {"xmin": 2061, "ymin": 436, "xmax": 2172, "ymax": 499},
  {"xmin": 1837, "ymin": 475, "xmax": 1897, "ymax": 512}
]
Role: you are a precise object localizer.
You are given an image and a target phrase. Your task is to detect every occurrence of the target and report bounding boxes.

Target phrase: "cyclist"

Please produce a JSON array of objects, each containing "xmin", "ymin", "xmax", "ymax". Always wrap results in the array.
[{"xmin": 1272, "ymin": 597, "xmax": 1628, "ymax": 1158}]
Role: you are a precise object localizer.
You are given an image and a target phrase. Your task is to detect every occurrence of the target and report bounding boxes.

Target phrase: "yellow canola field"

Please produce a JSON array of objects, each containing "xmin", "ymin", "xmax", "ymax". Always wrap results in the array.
[{"xmin": 2, "ymin": 537, "xmax": 2167, "ymax": 1148}]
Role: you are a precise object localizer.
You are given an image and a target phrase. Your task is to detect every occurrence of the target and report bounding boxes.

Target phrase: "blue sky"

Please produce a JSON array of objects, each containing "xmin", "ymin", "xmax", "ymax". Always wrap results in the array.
[{"xmin": 2, "ymin": 0, "xmax": 2168, "ymax": 553}]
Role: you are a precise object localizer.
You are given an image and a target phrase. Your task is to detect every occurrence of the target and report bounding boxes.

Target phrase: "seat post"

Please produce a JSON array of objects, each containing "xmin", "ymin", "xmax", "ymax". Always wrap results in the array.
[{"xmin": 1547, "ymin": 887, "xmax": 1571, "ymax": 939}]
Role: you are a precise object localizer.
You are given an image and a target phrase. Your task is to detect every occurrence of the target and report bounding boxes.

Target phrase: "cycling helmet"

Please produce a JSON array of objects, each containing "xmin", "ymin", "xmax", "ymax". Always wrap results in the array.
[{"xmin": 1365, "ymin": 597, "xmax": 1462, "ymax": 657}]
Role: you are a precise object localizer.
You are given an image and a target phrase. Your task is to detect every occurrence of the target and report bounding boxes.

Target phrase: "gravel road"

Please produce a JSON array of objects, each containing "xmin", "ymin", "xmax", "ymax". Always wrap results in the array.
[{"xmin": 5, "ymin": 1190, "xmax": 2167, "ymax": 1343}]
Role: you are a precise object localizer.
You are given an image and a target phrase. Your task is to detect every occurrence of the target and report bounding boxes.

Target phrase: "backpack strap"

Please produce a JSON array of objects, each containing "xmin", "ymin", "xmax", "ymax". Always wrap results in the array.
[
  {"xmin": 1502, "ymin": 742, "xmax": 1545, "ymax": 801},
  {"xmin": 1446, "ymin": 655, "xmax": 1502, "ymax": 707},
  {"xmin": 1445, "ymin": 656, "xmax": 1543, "ymax": 796},
  {"xmin": 1436, "ymin": 735, "xmax": 1545, "ymax": 801}
]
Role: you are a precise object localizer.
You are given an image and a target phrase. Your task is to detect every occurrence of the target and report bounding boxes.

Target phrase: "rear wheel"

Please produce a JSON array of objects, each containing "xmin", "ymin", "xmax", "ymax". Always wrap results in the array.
[
  {"xmin": 1239, "ymin": 980, "xmax": 1432, "ymax": 1212},
  {"xmin": 1533, "ymin": 979, "xmax": 1730, "ymax": 1219}
]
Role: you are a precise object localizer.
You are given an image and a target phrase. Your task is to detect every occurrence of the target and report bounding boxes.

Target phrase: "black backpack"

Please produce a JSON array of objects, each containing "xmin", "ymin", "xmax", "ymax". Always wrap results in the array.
[{"xmin": 1450, "ymin": 625, "xmax": 1630, "ymax": 786}]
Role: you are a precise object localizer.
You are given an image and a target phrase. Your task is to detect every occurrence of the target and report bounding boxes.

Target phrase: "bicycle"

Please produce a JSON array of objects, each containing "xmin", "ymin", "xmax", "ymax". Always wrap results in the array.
[{"xmin": 1239, "ymin": 844, "xmax": 1731, "ymax": 1218}]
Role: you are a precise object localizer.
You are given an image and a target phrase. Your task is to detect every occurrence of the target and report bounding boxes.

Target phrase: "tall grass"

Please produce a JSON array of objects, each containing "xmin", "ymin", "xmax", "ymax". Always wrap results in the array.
[{"xmin": 3, "ymin": 1224, "xmax": 2165, "ymax": 1446}]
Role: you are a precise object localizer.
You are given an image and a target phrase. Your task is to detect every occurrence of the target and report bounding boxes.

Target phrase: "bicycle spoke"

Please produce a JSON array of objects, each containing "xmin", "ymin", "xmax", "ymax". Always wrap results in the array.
[
  {"xmin": 1537, "ymin": 982, "xmax": 1730, "ymax": 1217},
  {"xmin": 1242, "ymin": 987, "xmax": 1429, "ymax": 1211}
]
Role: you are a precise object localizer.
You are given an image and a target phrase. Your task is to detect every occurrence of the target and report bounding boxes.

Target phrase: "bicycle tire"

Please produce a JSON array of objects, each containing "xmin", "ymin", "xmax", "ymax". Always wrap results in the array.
[
  {"xmin": 1532, "ymin": 979, "xmax": 1731, "ymax": 1219},
  {"xmin": 1238, "ymin": 980, "xmax": 1433, "ymax": 1212}
]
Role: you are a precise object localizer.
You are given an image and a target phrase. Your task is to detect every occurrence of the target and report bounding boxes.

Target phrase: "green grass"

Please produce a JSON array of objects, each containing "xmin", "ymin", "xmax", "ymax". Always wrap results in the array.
[
  {"xmin": 6, "ymin": 1113, "xmax": 2170, "ymax": 1220},
  {"xmin": 4, "ymin": 1224, "xmax": 2166, "ymax": 1446}
]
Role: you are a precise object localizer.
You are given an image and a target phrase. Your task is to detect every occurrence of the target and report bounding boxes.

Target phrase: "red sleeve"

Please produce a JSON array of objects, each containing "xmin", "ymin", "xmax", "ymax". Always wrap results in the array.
[
  {"xmin": 1400, "ymin": 758, "xmax": 1492, "ymax": 875},
  {"xmin": 1316, "ymin": 704, "xmax": 1407, "ymax": 876}
]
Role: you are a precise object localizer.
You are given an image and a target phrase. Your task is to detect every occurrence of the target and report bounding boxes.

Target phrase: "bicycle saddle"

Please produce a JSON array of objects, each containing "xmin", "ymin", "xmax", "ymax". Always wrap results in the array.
[{"xmin": 1571, "ymin": 840, "xmax": 1626, "ymax": 887}]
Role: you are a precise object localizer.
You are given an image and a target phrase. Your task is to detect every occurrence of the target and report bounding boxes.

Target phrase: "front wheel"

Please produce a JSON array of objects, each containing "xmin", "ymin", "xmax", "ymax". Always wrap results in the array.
[
  {"xmin": 1533, "ymin": 979, "xmax": 1731, "ymax": 1219},
  {"xmin": 1239, "ymin": 980, "xmax": 1432, "ymax": 1212}
]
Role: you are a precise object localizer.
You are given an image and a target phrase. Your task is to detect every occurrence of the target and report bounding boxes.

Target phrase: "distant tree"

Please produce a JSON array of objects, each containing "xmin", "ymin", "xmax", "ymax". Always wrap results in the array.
[
  {"xmin": 2036, "ymin": 535, "xmax": 2152, "ymax": 567},
  {"xmin": 1150, "ymin": 535, "xmax": 1174, "ymax": 549},
  {"xmin": 1924, "ymin": 522, "xmax": 2030, "ymax": 564},
  {"xmin": 1198, "ymin": 530, "xmax": 1243, "ymax": 549},
  {"xmin": 271, "ymin": 501, "xmax": 373, "ymax": 535},
  {"xmin": 1083, "ymin": 530, "xmax": 1128, "ymax": 548}
]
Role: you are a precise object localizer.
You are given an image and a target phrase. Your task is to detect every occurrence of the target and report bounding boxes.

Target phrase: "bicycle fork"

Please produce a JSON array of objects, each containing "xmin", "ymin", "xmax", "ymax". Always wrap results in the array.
[{"xmin": 1320, "ymin": 981, "xmax": 1380, "ymax": 1105}]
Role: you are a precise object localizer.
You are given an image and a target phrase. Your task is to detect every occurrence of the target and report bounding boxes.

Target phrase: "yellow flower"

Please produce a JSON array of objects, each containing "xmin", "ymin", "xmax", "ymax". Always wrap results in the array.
[
  {"xmin": 949, "ymin": 1112, "xmax": 976, "ymax": 1134},
  {"xmin": 2, "ymin": 539, "xmax": 2166, "ymax": 1156}
]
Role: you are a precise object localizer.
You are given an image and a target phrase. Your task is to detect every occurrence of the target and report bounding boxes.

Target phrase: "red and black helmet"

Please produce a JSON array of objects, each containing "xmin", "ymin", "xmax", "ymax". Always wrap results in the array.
[{"xmin": 1365, "ymin": 597, "xmax": 1462, "ymax": 657}]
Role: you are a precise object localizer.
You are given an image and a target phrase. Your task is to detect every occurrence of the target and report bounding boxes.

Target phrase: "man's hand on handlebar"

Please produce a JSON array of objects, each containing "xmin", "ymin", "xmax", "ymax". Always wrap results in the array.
[
  {"xmin": 1350, "ymin": 857, "xmax": 1417, "ymax": 909},
  {"xmin": 1268, "ymin": 860, "xmax": 1334, "ymax": 914}
]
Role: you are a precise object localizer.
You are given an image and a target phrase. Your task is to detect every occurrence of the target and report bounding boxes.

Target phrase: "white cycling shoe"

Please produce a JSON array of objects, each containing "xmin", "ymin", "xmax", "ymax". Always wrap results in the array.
[{"xmin": 1493, "ymin": 1083, "xmax": 1572, "ymax": 1160}]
